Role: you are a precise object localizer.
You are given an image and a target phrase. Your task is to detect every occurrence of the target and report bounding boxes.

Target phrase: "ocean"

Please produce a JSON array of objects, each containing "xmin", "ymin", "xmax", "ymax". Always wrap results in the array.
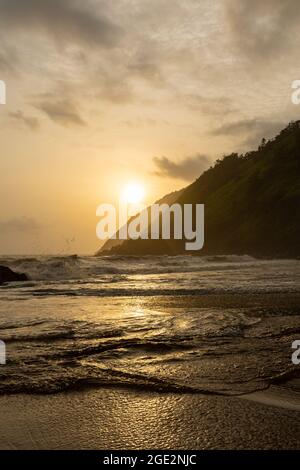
[{"xmin": 0, "ymin": 255, "xmax": 299, "ymax": 401}]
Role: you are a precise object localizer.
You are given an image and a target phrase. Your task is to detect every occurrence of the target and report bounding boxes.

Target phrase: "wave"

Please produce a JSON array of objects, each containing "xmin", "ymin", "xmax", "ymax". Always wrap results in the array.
[
  {"xmin": 25, "ymin": 286, "xmax": 299, "ymax": 298},
  {"xmin": 1, "ymin": 362, "xmax": 299, "ymax": 397},
  {"xmin": 1, "ymin": 303, "xmax": 299, "ymax": 397},
  {"xmin": 0, "ymin": 254, "xmax": 276, "ymax": 281},
  {"xmin": 0, "ymin": 256, "xmax": 299, "ymax": 298},
  {"xmin": 0, "ymin": 255, "xmax": 82, "ymax": 281},
  {"xmin": 203, "ymin": 255, "xmax": 255, "ymax": 263}
]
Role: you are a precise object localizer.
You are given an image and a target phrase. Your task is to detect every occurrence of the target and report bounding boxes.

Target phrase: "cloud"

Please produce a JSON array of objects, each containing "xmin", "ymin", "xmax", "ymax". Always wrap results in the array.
[
  {"xmin": 0, "ymin": 52, "xmax": 14, "ymax": 73},
  {"xmin": 0, "ymin": 0, "xmax": 122, "ymax": 49},
  {"xmin": 211, "ymin": 119, "xmax": 262, "ymax": 136},
  {"xmin": 183, "ymin": 94, "xmax": 236, "ymax": 116},
  {"xmin": 225, "ymin": 0, "xmax": 300, "ymax": 60},
  {"xmin": 34, "ymin": 96, "xmax": 85, "ymax": 127},
  {"xmin": 96, "ymin": 75, "xmax": 134, "ymax": 104},
  {"xmin": 0, "ymin": 217, "xmax": 41, "ymax": 233},
  {"xmin": 153, "ymin": 154, "xmax": 211, "ymax": 181},
  {"xmin": 9, "ymin": 110, "xmax": 40, "ymax": 130},
  {"xmin": 127, "ymin": 60, "xmax": 164, "ymax": 86},
  {"xmin": 91, "ymin": 55, "xmax": 165, "ymax": 105},
  {"xmin": 211, "ymin": 119, "xmax": 284, "ymax": 148},
  {"xmin": 0, "ymin": 53, "xmax": 9, "ymax": 71},
  {"xmin": 0, "ymin": 43, "xmax": 20, "ymax": 75}
]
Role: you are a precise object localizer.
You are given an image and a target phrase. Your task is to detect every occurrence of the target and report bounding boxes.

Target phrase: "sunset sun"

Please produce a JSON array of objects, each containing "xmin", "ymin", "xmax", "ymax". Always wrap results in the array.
[{"xmin": 121, "ymin": 182, "xmax": 145, "ymax": 204}]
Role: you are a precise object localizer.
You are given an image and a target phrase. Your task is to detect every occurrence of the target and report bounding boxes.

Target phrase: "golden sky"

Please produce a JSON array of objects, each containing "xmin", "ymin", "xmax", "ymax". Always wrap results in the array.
[{"xmin": 0, "ymin": 0, "xmax": 299, "ymax": 254}]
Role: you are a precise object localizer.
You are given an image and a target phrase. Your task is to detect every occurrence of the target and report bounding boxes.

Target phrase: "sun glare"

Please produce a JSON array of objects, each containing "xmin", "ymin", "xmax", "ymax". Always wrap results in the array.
[{"xmin": 121, "ymin": 182, "xmax": 145, "ymax": 204}]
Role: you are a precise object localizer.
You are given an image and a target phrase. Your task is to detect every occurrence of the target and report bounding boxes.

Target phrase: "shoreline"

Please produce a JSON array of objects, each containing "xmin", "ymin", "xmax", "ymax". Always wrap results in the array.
[
  {"xmin": 1, "ymin": 291, "xmax": 299, "ymax": 449},
  {"xmin": 142, "ymin": 292, "xmax": 300, "ymax": 310},
  {"xmin": 0, "ymin": 387, "xmax": 299, "ymax": 450}
]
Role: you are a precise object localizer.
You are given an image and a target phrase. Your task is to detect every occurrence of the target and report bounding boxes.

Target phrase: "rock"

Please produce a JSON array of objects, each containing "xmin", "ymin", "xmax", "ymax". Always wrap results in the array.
[{"xmin": 0, "ymin": 266, "xmax": 28, "ymax": 285}]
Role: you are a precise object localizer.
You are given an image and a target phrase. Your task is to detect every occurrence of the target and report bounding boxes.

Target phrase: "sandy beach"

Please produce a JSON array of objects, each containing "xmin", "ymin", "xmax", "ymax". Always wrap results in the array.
[
  {"xmin": 0, "ymin": 387, "xmax": 299, "ymax": 450},
  {"xmin": 0, "ymin": 257, "xmax": 299, "ymax": 449}
]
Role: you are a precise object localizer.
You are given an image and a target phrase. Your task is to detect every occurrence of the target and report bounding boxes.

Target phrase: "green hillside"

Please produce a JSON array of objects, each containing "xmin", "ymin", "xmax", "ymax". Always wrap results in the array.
[{"xmin": 100, "ymin": 121, "xmax": 300, "ymax": 257}]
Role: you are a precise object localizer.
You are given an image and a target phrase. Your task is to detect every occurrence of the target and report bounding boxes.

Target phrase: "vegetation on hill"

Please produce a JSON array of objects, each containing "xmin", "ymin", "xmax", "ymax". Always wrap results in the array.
[{"xmin": 98, "ymin": 122, "xmax": 300, "ymax": 257}]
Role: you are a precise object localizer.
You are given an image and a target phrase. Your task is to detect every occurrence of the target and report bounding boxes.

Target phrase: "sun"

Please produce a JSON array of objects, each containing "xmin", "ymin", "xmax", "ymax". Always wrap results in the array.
[{"xmin": 121, "ymin": 182, "xmax": 145, "ymax": 204}]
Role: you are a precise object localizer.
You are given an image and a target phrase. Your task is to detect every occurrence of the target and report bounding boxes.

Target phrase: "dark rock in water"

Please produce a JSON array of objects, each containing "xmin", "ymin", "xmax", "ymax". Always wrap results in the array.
[{"xmin": 0, "ymin": 266, "xmax": 28, "ymax": 285}]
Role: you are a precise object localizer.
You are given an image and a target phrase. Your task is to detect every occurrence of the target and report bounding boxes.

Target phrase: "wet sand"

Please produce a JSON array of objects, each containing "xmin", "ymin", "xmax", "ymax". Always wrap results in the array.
[
  {"xmin": 0, "ymin": 387, "xmax": 299, "ymax": 450},
  {"xmin": 144, "ymin": 292, "xmax": 300, "ymax": 311},
  {"xmin": 0, "ymin": 292, "xmax": 299, "ymax": 449}
]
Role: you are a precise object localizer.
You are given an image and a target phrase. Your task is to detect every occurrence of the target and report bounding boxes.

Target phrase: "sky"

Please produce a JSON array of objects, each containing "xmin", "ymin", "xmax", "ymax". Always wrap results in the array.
[{"xmin": 0, "ymin": 0, "xmax": 300, "ymax": 254}]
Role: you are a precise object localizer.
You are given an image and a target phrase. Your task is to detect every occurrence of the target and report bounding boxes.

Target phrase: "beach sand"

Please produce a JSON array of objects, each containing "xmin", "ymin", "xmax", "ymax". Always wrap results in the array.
[
  {"xmin": 0, "ymin": 387, "xmax": 299, "ymax": 450},
  {"xmin": 1, "ymin": 292, "xmax": 299, "ymax": 450}
]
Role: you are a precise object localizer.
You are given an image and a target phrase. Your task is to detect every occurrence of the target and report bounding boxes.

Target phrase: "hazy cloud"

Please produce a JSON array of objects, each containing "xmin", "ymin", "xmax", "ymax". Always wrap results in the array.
[
  {"xmin": 153, "ymin": 154, "xmax": 211, "ymax": 181},
  {"xmin": 9, "ymin": 110, "xmax": 40, "ymax": 130},
  {"xmin": 211, "ymin": 119, "xmax": 262, "ymax": 136},
  {"xmin": 0, "ymin": 0, "xmax": 122, "ymax": 49},
  {"xmin": 225, "ymin": 0, "xmax": 300, "ymax": 60},
  {"xmin": 211, "ymin": 119, "xmax": 284, "ymax": 148},
  {"xmin": 92, "ymin": 56, "xmax": 165, "ymax": 105},
  {"xmin": 0, "ymin": 217, "xmax": 41, "ymax": 233},
  {"xmin": 0, "ymin": 52, "xmax": 14, "ymax": 74},
  {"xmin": 183, "ymin": 94, "xmax": 236, "ymax": 116},
  {"xmin": 128, "ymin": 61, "xmax": 164, "ymax": 86},
  {"xmin": 96, "ymin": 75, "xmax": 134, "ymax": 104},
  {"xmin": 35, "ymin": 97, "xmax": 85, "ymax": 127}
]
